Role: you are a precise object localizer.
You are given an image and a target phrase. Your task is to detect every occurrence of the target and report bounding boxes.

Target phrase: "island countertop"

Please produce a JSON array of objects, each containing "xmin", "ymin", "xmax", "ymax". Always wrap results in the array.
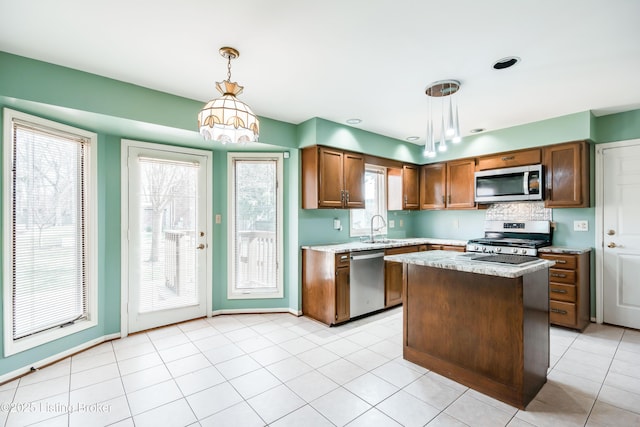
[{"xmin": 385, "ymin": 250, "xmax": 555, "ymax": 279}]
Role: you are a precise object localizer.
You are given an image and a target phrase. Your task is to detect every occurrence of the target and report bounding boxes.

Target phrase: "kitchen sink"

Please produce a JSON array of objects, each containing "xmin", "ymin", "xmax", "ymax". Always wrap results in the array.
[{"xmin": 361, "ymin": 238, "xmax": 399, "ymax": 244}]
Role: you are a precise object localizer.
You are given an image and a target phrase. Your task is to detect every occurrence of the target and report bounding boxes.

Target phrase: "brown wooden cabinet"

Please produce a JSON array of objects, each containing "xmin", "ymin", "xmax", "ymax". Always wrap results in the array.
[
  {"xmin": 426, "ymin": 244, "xmax": 466, "ymax": 252},
  {"xmin": 302, "ymin": 146, "xmax": 365, "ymax": 209},
  {"xmin": 420, "ymin": 159, "xmax": 476, "ymax": 210},
  {"xmin": 543, "ymin": 140, "xmax": 590, "ymax": 208},
  {"xmin": 387, "ymin": 165, "xmax": 420, "ymax": 210},
  {"xmin": 539, "ymin": 251, "xmax": 590, "ymax": 330},
  {"xmin": 476, "ymin": 148, "xmax": 541, "ymax": 171},
  {"xmin": 384, "ymin": 244, "xmax": 427, "ymax": 307},
  {"xmin": 302, "ymin": 250, "xmax": 351, "ymax": 325},
  {"xmin": 402, "ymin": 165, "xmax": 420, "ymax": 210}
]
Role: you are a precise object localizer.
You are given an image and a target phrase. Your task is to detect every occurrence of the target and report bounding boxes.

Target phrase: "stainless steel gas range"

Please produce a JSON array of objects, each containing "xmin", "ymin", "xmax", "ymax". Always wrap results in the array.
[{"xmin": 466, "ymin": 220, "xmax": 552, "ymax": 257}]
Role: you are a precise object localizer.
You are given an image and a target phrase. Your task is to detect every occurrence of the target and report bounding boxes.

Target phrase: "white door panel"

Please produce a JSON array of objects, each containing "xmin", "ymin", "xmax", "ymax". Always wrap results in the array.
[{"xmin": 602, "ymin": 142, "xmax": 640, "ymax": 329}]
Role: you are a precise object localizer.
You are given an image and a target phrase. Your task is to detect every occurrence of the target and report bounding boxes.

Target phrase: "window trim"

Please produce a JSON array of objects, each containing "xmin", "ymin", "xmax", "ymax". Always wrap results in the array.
[
  {"xmin": 227, "ymin": 152, "xmax": 284, "ymax": 299},
  {"xmin": 2, "ymin": 108, "xmax": 98, "ymax": 356},
  {"xmin": 350, "ymin": 164, "xmax": 388, "ymax": 237}
]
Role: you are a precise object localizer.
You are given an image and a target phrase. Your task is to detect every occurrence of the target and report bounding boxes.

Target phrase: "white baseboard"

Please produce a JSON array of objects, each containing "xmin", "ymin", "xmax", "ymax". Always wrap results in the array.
[
  {"xmin": 211, "ymin": 307, "xmax": 302, "ymax": 317},
  {"xmin": 0, "ymin": 333, "xmax": 120, "ymax": 385}
]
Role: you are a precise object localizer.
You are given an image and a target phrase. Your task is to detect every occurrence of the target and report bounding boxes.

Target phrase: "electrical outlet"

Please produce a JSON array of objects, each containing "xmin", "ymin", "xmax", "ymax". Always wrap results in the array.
[
  {"xmin": 215, "ymin": 214, "xmax": 221, "ymax": 224},
  {"xmin": 333, "ymin": 218, "xmax": 341, "ymax": 230},
  {"xmin": 574, "ymin": 220, "xmax": 588, "ymax": 231},
  {"xmin": 389, "ymin": 220, "xmax": 395, "ymax": 228},
  {"xmin": 399, "ymin": 219, "xmax": 404, "ymax": 227}
]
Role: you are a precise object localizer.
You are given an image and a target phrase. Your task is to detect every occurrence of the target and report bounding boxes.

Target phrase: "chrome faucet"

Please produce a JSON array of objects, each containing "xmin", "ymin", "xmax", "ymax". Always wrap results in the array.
[{"xmin": 370, "ymin": 214, "xmax": 387, "ymax": 243}]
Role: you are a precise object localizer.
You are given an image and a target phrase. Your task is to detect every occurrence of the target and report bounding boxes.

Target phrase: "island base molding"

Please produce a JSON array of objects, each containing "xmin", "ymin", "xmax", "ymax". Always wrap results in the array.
[{"xmin": 402, "ymin": 264, "xmax": 549, "ymax": 410}]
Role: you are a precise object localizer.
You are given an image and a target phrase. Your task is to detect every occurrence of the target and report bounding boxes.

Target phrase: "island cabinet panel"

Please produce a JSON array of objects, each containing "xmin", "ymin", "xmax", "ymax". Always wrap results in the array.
[
  {"xmin": 302, "ymin": 250, "xmax": 350, "ymax": 325},
  {"xmin": 476, "ymin": 148, "xmax": 541, "ymax": 171},
  {"xmin": 543, "ymin": 140, "xmax": 590, "ymax": 208},
  {"xmin": 402, "ymin": 265, "xmax": 549, "ymax": 409}
]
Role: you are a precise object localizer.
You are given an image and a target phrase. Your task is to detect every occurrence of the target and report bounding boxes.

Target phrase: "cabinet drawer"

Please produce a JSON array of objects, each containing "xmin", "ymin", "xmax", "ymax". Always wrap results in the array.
[
  {"xmin": 335, "ymin": 253, "xmax": 350, "ymax": 267},
  {"xmin": 550, "ymin": 283, "xmax": 576, "ymax": 303},
  {"xmin": 476, "ymin": 149, "xmax": 541, "ymax": 171},
  {"xmin": 550, "ymin": 301, "xmax": 577, "ymax": 326},
  {"xmin": 385, "ymin": 245, "xmax": 419, "ymax": 256},
  {"xmin": 549, "ymin": 268, "xmax": 576, "ymax": 284},
  {"xmin": 442, "ymin": 245, "xmax": 465, "ymax": 252},
  {"xmin": 540, "ymin": 253, "xmax": 577, "ymax": 270}
]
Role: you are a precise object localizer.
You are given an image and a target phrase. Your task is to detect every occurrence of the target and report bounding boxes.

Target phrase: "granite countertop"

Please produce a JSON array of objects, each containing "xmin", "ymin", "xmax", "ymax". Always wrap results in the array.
[
  {"xmin": 538, "ymin": 246, "xmax": 591, "ymax": 255},
  {"xmin": 302, "ymin": 238, "xmax": 468, "ymax": 253},
  {"xmin": 384, "ymin": 250, "xmax": 555, "ymax": 278}
]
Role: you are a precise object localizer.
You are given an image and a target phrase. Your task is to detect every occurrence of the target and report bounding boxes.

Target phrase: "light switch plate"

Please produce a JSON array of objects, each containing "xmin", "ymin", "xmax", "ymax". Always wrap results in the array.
[
  {"xmin": 215, "ymin": 214, "xmax": 222, "ymax": 224},
  {"xmin": 574, "ymin": 220, "xmax": 588, "ymax": 231},
  {"xmin": 389, "ymin": 220, "xmax": 395, "ymax": 228}
]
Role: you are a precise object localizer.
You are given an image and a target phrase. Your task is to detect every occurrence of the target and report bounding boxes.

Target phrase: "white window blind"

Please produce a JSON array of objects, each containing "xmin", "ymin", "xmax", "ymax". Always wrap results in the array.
[
  {"xmin": 11, "ymin": 120, "xmax": 89, "ymax": 340},
  {"xmin": 228, "ymin": 154, "xmax": 283, "ymax": 299},
  {"xmin": 350, "ymin": 165, "xmax": 388, "ymax": 236}
]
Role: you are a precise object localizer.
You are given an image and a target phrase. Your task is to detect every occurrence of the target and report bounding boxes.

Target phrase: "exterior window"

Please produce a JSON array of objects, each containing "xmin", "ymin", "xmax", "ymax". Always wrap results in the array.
[
  {"xmin": 3, "ymin": 109, "xmax": 98, "ymax": 356},
  {"xmin": 228, "ymin": 153, "xmax": 283, "ymax": 299},
  {"xmin": 350, "ymin": 165, "xmax": 387, "ymax": 237}
]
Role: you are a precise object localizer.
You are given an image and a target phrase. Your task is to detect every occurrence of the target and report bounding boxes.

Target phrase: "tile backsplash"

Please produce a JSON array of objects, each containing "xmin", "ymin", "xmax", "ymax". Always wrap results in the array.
[{"xmin": 485, "ymin": 202, "xmax": 552, "ymax": 221}]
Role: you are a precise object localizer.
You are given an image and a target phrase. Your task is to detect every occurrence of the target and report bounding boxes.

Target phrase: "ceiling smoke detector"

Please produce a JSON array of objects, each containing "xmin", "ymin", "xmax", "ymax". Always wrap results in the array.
[{"xmin": 493, "ymin": 56, "xmax": 520, "ymax": 70}]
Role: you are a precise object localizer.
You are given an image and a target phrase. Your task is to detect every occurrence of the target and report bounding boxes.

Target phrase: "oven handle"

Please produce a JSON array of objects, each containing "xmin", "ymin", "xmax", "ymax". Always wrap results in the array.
[{"xmin": 523, "ymin": 171, "xmax": 530, "ymax": 195}]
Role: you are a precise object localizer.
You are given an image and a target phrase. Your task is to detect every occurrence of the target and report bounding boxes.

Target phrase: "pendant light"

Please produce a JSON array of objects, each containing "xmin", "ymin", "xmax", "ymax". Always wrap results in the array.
[
  {"xmin": 424, "ymin": 80, "xmax": 461, "ymax": 157},
  {"xmin": 198, "ymin": 47, "xmax": 260, "ymax": 144}
]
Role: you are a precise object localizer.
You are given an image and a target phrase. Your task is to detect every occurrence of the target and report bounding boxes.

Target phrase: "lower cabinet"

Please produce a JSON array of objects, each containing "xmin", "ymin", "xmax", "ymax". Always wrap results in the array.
[
  {"xmin": 426, "ymin": 244, "xmax": 466, "ymax": 252},
  {"xmin": 384, "ymin": 245, "xmax": 427, "ymax": 307},
  {"xmin": 302, "ymin": 250, "xmax": 351, "ymax": 326},
  {"xmin": 539, "ymin": 251, "xmax": 590, "ymax": 330}
]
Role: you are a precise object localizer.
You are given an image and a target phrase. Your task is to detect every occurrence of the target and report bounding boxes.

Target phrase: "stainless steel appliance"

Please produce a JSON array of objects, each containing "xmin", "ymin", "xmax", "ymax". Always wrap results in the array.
[
  {"xmin": 466, "ymin": 220, "xmax": 552, "ymax": 257},
  {"xmin": 350, "ymin": 250, "xmax": 385, "ymax": 318},
  {"xmin": 474, "ymin": 164, "xmax": 543, "ymax": 203}
]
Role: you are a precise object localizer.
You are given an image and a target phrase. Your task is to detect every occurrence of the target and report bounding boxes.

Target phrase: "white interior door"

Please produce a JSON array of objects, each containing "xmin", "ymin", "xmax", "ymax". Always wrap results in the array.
[
  {"xmin": 602, "ymin": 141, "xmax": 640, "ymax": 329},
  {"xmin": 123, "ymin": 141, "xmax": 211, "ymax": 334}
]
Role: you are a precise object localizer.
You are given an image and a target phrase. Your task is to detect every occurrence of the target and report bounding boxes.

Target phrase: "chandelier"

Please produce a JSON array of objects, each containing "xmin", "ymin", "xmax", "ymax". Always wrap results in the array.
[
  {"xmin": 423, "ymin": 80, "xmax": 461, "ymax": 158},
  {"xmin": 198, "ymin": 47, "xmax": 260, "ymax": 144}
]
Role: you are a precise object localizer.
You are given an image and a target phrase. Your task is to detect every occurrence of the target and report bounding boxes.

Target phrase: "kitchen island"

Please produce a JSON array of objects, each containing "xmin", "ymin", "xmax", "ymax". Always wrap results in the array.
[{"xmin": 384, "ymin": 250, "xmax": 554, "ymax": 409}]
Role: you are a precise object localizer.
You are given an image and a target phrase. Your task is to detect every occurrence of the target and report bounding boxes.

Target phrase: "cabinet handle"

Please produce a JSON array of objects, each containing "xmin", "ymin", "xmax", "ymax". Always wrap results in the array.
[
  {"xmin": 340, "ymin": 190, "xmax": 345, "ymax": 203},
  {"xmin": 551, "ymin": 308, "xmax": 568, "ymax": 315},
  {"xmin": 404, "ymin": 195, "xmax": 408, "ymax": 204},
  {"xmin": 340, "ymin": 255, "xmax": 348, "ymax": 260},
  {"xmin": 551, "ymin": 273, "xmax": 567, "ymax": 278},
  {"xmin": 442, "ymin": 195, "xmax": 445, "ymax": 204},
  {"xmin": 447, "ymin": 195, "xmax": 451, "ymax": 204},
  {"xmin": 345, "ymin": 191, "xmax": 350, "ymax": 203},
  {"xmin": 551, "ymin": 289, "xmax": 568, "ymax": 294},
  {"xmin": 555, "ymin": 260, "xmax": 567, "ymax": 264},
  {"xmin": 501, "ymin": 155, "xmax": 515, "ymax": 161}
]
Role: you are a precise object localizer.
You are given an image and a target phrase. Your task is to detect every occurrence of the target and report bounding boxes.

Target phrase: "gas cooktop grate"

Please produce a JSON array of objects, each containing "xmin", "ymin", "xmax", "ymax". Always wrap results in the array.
[{"xmin": 471, "ymin": 254, "xmax": 540, "ymax": 265}]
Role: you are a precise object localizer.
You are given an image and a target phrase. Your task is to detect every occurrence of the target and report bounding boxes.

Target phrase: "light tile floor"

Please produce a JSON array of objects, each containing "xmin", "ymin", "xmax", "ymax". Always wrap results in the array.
[{"xmin": 1, "ymin": 308, "xmax": 640, "ymax": 427}]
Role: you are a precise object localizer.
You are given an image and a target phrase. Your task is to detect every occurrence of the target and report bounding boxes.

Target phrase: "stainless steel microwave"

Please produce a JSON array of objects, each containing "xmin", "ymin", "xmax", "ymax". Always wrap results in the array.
[{"xmin": 474, "ymin": 164, "xmax": 543, "ymax": 203}]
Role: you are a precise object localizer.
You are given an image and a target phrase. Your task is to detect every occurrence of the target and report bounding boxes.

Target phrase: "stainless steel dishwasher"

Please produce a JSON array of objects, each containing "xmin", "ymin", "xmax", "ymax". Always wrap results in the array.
[{"xmin": 349, "ymin": 250, "xmax": 385, "ymax": 318}]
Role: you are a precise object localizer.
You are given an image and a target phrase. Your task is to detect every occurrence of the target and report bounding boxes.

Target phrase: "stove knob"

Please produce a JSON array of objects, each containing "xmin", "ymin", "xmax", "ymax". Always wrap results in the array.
[
  {"xmin": 512, "ymin": 248, "xmax": 519, "ymax": 254},
  {"xmin": 520, "ymin": 249, "xmax": 527, "ymax": 255},
  {"xmin": 495, "ymin": 247, "xmax": 502, "ymax": 253},
  {"xmin": 482, "ymin": 247, "xmax": 488, "ymax": 252}
]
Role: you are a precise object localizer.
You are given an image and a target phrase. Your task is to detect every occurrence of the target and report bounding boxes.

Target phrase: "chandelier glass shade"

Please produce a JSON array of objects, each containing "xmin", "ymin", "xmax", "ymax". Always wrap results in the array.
[
  {"xmin": 198, "ymin": 47, "xmax": 259, "ymax": 144},
  {"xmin": 424, "ymin": 80, "xmax": 461, "ymax": 158}
]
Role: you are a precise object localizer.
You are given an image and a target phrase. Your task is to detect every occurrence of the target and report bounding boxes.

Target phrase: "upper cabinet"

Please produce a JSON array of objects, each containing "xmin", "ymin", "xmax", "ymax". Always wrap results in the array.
[
  {"xmin": 302, "ymin": 146, "xmax": 365, "ymax": 209},
  {"xmin": 543, "ymin": 140, "xmax": 590, "ymax": 208},
  {"xmin": 402, "ymin": 165, "xmax": 420, "ymax": 210},
  {"xmin": 476, "ymin": 148, "xmax": 541, "ymax": 171},
  {"xmin": 420, "ymin": 159, "xmax": 476, "ymax": 210}
]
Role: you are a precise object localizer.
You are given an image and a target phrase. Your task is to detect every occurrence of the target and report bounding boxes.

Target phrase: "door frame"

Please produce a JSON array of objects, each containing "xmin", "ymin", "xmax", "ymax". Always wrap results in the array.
[
  {"xmin": 120, "ymin": 139, "xmax": 213, "ymax": 338},
  {"xmin": 594, "ymin": 138, "xmax": 640, "ymax": 324}
]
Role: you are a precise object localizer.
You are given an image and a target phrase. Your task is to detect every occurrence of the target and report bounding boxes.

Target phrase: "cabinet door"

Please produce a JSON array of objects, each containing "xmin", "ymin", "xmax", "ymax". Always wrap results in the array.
[
  {"xmin": 476, "ymin": 149, "xmax": 541, "ymax": 171},
  {"xmin": 318, "ymin": 147, "xmax": 345, "ymax": 208},
  {"xmin": 335, "ymin": 267, "xmax": 350, "ymax": 323},
  {"xmin": 420, "ymin": 163, "xmax": 446, "ymax": 209},
  {"xmin": 402, "ymin": 165, "xmax": 420, "ymax": 210},
  {"xmin": 544, "ymin": 141, "xmax": 589, "ymax": 208},
  {"xmin": 343, "ymin": 152, "xmax": 365, "ymax": 208},
  {"xmin": 384, "ymin": 261, "xmax": 404, "ymax": 307},
  {"xmin": 447, "ymin": 159, "xmax": 476, "ymax": 209}
]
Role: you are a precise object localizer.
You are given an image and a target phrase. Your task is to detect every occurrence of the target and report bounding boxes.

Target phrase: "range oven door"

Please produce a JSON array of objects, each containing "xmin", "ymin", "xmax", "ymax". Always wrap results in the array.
[{"xmin": 474, "ymin": 164, "xmax": 543, "ymax": 203}]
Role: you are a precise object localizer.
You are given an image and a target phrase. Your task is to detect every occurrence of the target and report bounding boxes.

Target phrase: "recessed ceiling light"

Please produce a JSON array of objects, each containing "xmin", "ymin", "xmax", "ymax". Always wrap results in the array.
[
  {"xmin": 406, "ymin": 136, "xmax": 420, "ymax": 142},
  {"xmin": 469, "ymin": 128, "xmax": 485, "ymax": 133},
  {"xmin": 493, "ymin": 56, "xmax": 520, "ymax": 70},
  {"xmin": 346, "ymin": 118, "xmax": 362, "ymax": 125}
]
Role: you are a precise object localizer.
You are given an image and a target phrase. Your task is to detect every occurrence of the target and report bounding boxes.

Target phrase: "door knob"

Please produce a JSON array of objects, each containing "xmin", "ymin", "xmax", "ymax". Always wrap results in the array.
[
  {"xmin": 607, "ymin": 230, "xmax": 615, "ymax": 236},
  {"xmin": 196, "ymin": 243, "xmax": 206, "ymax": 250},
  {"xmin": 607, "ymin": 242, "xmax": 617, "ymax": 248}
]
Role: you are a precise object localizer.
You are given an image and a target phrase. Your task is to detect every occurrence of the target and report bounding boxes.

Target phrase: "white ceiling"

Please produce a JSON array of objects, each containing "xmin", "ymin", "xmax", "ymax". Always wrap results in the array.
[{"xmin": 1, "ymin": 0, "xmax": 639, "ymax": 144}]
